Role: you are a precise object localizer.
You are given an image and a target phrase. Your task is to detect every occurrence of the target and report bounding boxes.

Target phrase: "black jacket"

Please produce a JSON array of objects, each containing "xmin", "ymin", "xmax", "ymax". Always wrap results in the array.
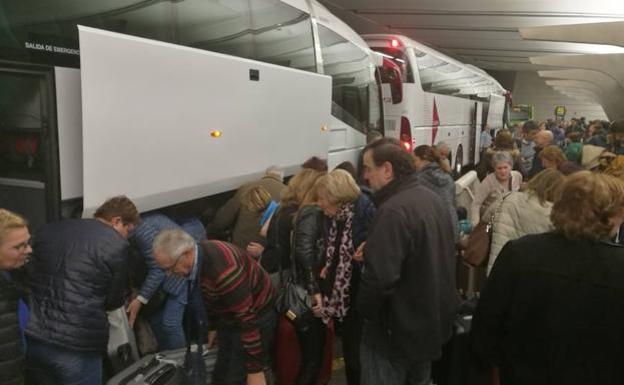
[
  {"xmin": 292, "ymin": 205, "xmax": 325, "ymax": 295},
  {"xmin": 357, "ymin": 174, "xmax": 458, "ymax": 363},
  {"xmin": 26, "ymin": 219, "xmax": 129, "ymax": 353},
  {"xmin": 0, "ymin": 273, "xmax": 23, "ymax": 385},
  {"xmin": 472, "ymin": 232, "xmax": 624, "ymax": 385},
  {"xmin": 261, "ymin": 204, "xmax": 297, "ymax": 274}
]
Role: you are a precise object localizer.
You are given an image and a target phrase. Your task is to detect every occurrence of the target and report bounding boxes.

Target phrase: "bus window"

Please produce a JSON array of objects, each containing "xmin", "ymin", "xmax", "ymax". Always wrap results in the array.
[
  {"xmin": 0, "ymin": 0, "xmax": 316, "ymax": 72},
  {"xmin": 379, "ymin": 57, "xmax": 403, "ymax": 104},
  {"xmin": 317, "ymin": 24, "xmax": 382, "ymax": 134},
  {"xmin": 414, "ymin": 49, "xmax": 502, "ymax": 98},
  {"xmin": 0, "ymin": 71, "xmax": 46, "ymax": 180},
  {"xmin": 369, "ymin": 47, "xmax": 414, "ymax": 84}
]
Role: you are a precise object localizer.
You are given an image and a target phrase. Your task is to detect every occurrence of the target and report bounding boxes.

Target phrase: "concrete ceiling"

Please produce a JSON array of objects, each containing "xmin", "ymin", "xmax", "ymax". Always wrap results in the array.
[{"xmin": 318, "ymin": 0, "xmax": 624, "ymax": 73}]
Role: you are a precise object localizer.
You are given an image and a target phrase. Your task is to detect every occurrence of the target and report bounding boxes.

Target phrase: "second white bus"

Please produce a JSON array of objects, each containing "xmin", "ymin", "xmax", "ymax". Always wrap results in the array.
[{"xmin": 366, "ymin": 34, "xmax": 509, "ymax": 174}]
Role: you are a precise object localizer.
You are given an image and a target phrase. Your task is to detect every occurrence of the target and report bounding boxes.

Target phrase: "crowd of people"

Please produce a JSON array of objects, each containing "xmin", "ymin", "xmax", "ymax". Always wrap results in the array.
[{"xmin": 2, "ymin": 119, "xmax": 624, "ymax": 385}]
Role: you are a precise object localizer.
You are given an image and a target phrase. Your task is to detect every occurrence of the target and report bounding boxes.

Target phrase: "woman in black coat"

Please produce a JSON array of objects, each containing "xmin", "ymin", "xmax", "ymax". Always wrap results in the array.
[{"xmin": 471, "ymin": 171, "xmax": 624, "ymax": 385}]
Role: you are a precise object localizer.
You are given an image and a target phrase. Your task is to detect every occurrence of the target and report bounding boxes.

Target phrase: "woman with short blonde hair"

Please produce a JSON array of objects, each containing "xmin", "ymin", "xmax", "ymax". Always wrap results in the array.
[
  {"xmin": 0, "ymin": 208, "xmax": 31, "ymax": 385},
  {"xmin": 473, "ymin": 171, "xmax": 624, "ymax": 384},
  {"xmin": 0, "ymin": 209, "xmax": 28, "ymax": 241},
  {"xmin": 315, "ymin": 169, "xmax": 360, "ymax": 207},
  {"xmin": 315, "ymin": 169, "xmax": 375, "ymax": 385}
]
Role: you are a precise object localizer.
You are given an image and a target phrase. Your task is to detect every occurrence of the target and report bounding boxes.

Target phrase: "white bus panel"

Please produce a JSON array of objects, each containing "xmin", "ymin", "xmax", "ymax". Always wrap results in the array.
[{"xmin": 79, "ymin": 26, "xmax": 331, "ymax": 216}]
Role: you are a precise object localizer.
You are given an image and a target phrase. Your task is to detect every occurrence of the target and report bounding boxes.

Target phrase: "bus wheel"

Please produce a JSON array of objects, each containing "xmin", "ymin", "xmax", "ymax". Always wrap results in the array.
[{"xmin": 454, "ymin": 145, "xmax": 463, "ymax": 175}]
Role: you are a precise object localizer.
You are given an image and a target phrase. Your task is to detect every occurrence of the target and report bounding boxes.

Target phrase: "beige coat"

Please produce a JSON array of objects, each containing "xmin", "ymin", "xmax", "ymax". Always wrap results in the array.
[
  {"xmin": 470, "ymin": 171, "xmax": 523, "ymax": 225},
  {"xmin": 487, "ymin": 191, "xmax": 553, "ymax": 275}
]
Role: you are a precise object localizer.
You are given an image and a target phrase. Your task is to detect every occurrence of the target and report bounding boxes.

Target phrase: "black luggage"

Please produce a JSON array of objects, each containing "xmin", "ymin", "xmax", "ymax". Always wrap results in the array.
[
  {"xmin": 105, "ymin": 347, "xmax": 217, "ymax": 385},
  {"xmin": 432, "ymin": 298, "xmax": 490, "ymax": 385}
]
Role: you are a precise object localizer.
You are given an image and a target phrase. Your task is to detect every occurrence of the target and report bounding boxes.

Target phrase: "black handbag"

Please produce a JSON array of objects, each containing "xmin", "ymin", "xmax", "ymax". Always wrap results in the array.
[{"xmin": 275, "ymin": 276, "xmax": 313, "ymax": 332}]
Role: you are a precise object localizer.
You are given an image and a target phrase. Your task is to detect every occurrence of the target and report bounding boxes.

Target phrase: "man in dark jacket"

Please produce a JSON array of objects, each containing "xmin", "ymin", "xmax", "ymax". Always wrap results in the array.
[
  {"xmin": 0, "ymin": 209, "xmax": 32, "ymax": 385},
  {"xmin": 357, "ymin": 138, "xmax": 458, "ymax": 385},
  {"xmin": 24, "ymin": 196, "xmax": 139, "ymax": 385}
]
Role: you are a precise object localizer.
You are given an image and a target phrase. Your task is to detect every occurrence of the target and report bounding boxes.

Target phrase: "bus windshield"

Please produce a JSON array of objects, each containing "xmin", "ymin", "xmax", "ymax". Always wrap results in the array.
[{"xmin": 369, "ymin": 47, "xmax": 414, "ymax": 83}]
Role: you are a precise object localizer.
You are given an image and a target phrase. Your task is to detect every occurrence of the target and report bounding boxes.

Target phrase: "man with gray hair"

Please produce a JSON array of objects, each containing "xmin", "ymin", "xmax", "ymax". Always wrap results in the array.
[
  {"xmin": 529, "ymin": 130, "xmax": 554, "ymax": 178},
  {"xmin": 206, "ymin": 166, "xmax": 285, "ymax": 249},
  {"xmin": 153, "ymin": 231, "xmax": 275, "ymax": 385}
]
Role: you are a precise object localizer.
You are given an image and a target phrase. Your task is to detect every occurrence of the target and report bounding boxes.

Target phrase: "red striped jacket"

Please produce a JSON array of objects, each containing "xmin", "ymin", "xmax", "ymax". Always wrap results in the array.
[{"xmin": 199, "ymin": 240, "xmax": 275, "ymax": 373}]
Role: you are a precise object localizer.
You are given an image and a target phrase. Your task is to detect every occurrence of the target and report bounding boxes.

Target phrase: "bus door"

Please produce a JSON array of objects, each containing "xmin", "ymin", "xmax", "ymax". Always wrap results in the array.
[
  {"xmin": 0, "ymin": 63, "xmax": 60, "ymax": 230},
  {"xmin": 377, "ymin": 57, "xmax": 403, "ymax": 139},
  {"xmin": 471, "ymin": 101, "xmax": 483, "ymax": 165}
]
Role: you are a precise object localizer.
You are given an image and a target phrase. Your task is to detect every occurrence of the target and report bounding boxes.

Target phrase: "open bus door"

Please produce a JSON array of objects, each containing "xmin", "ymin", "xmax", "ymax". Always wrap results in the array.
[
  {"xmin": 376, "ymin": 56, "xmax": 403, "ymax": 140},
  {"xmin": 470, "ymin": 101, "xmax": 483, "ymax": 166}
]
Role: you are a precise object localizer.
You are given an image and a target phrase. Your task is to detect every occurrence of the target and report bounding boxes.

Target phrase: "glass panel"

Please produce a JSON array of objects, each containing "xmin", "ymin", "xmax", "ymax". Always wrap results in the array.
[
  {"xmin": 369, "ymin": 46, "xmax": 414, "ymax": 83},
  {"xmin": 414, "ymin": 48, "xmax": 500, "ymax": 97},
  {"xmin": 0, "ymin": 71, "xmax": 46, "ymax": 180},
  {"xmin": 0, "ymin": 0, "xmax": 316, "ymax": 71},
  {"xmin": 317, "ymin": 24, "xmax": 382, "ymax": 134}
]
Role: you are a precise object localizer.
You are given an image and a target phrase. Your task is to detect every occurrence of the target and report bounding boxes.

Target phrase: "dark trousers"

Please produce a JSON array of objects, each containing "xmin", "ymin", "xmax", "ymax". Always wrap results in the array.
[
  {"xmin": 25, "ymin": 338, "xmax": 102, "ymax": 385},
  {"xmin": 360, "ymin": 321, "xmax": 431, "ymax": 385},
  {"xmin": 338, "ymin": 310, "xmax": 363, "ymax": 385},
  {"xmin": 212, "ymin": 309, "xmax": 276, "ymax": 385},
  {"xmin": 294, "ymin": 317, "xmax": 326, "ymax": 385}
]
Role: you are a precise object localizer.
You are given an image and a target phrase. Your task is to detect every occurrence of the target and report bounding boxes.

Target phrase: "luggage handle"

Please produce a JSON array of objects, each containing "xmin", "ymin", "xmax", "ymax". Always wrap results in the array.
[{"xmin": 118, "ymin": 357, "xmax": 160, "ymax": 385}]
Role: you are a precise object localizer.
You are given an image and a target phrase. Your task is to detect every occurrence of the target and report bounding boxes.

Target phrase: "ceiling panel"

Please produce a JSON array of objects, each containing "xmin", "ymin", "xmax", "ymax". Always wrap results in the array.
[{"xmin": 320, "ymin": 0, "xmax": 624, "ymax": 74}]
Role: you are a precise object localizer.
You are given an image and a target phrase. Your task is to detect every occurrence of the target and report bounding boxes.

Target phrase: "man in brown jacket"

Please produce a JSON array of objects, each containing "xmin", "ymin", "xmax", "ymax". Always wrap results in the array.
[{"xmin": 206, "ymin": 166, "xmax": 285, "ymax": 249}]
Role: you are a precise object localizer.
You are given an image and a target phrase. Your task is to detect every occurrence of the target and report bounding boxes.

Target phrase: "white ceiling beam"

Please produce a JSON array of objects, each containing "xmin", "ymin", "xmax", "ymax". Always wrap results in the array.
[
  {"xmin": 538, "ymin": 69, "xmax": 624, "ymax": 119},
  {"xmin": 520, "ymin": 20, "xmax": 624, "ymax": 47},
  {"xmin": 531, "ymin": 53, "xmax": 624, "ymax": 88}
]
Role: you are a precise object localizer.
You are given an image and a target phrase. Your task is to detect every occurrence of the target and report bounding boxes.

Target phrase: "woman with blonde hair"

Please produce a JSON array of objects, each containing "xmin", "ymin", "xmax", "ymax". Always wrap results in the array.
[
  {"xmin": 473, "ymin": 171, "xmax": 624, "ymax": 384},
  {"xmin": 315, "ymin": 169, "xmax": 375, "ymax": 385},
  {"xmin": 263, "ymin": 168, "xmax": 327, "ymax": 385},
  {"xmin": 0, "ymin": 208, "xmax": 31, "ymax": 385},
  {"xmin": 487, "ymin": 168, "xmax": 564, "ymax": 275}
]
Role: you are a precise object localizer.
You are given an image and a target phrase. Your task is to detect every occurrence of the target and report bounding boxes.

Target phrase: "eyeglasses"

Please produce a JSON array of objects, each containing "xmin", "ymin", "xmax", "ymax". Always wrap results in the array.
[
  {"xmin": 162, "ymin": 254, "xmax": 185, "ymax": 274},
  {"xmin": 13, "ymin": 239, "xmax": 32, "ymax": 251}
]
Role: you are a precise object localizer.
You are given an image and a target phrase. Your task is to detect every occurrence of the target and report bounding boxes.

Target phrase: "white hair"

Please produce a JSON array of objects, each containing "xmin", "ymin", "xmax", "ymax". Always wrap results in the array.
[
  {"xmin": 152, "ymin": 229, "xmax": 195, "ymax": 263},
  {"xmin": 265, "ymin": 165, "xmax": 284, "ymax": 181}
]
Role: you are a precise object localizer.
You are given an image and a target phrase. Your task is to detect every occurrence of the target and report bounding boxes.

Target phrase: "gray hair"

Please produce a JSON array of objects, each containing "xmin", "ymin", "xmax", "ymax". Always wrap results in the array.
[
  {"xmin": 491, "ymin": 151, "xmax": 513, "ymax": 167},
  {"xmin": 265, "ymin": 165, "xmax": 284, "ymax": 181},
  {"xmin": 152, "ymin": 229, "xmax": 195, "ymax": 263}
]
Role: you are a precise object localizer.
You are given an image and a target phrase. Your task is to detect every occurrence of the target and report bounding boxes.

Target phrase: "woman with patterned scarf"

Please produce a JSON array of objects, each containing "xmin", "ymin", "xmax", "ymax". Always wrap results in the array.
[{"xmin": 316, "ymin": 169, "xmax": 375, "ymax": 385}]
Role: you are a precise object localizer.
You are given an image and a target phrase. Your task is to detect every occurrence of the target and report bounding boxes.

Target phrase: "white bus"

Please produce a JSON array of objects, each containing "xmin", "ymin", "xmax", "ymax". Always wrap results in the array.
[
  {"xmin": 365, "ymin": 34, "xmax": 509, "ymax": 174},
  {"xmin": 0, "ymin": 0, "xmax": 383, "ymax": 228}
]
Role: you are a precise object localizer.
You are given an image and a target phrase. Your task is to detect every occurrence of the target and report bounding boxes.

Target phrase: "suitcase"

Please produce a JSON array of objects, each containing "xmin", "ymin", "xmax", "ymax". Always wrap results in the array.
[
  {"xmin": 456, "ymin": 258, "xmax": 487, "ymax": 299},
  {"xmin": 432, "ymin": 298, "xmax": 490, "ymax": 385},
  {"xmin": 274, "ymin": 316, "xmax": 334, "ymax": 385},
  {"xmin": 106, "ymin": 346, "xmax": 217, "ymax": 385}
]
